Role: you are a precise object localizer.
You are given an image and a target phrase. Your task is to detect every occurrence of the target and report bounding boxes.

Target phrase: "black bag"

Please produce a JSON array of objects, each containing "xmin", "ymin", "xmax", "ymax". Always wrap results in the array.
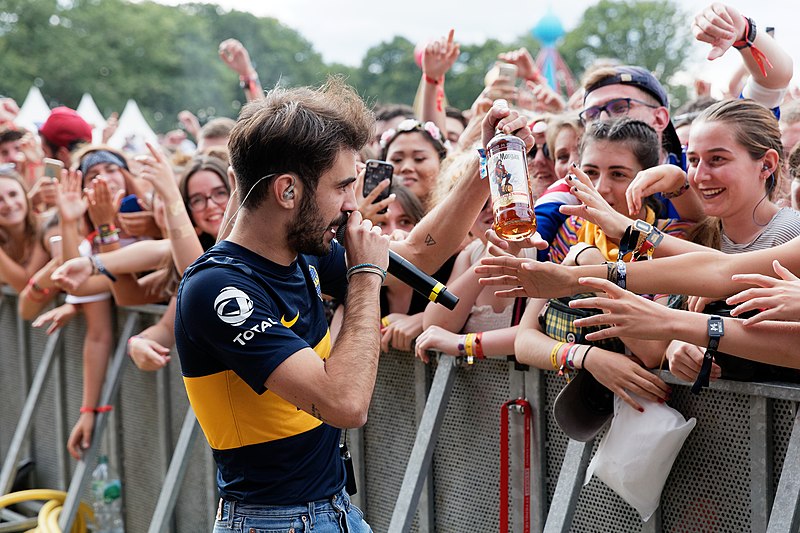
[{"xmin": 539, "ymin": 293, "xmax": 625, "ymax": 353}]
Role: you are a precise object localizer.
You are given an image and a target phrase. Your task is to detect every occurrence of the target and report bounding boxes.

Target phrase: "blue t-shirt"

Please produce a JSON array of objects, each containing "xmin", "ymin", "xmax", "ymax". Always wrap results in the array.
[{"xmin": 175, "ymin": 239, "xmax": 348, "ymax": 505}]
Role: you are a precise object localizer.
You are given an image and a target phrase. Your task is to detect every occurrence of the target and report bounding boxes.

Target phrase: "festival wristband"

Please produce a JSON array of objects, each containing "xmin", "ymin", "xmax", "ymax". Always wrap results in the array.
[{"xmin": 691, "ymin": 315, "xmax": 724, "ymax": 394}]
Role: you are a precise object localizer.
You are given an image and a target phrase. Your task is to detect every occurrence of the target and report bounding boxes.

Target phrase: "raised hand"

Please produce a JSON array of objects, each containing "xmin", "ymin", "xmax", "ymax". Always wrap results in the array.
[
  {"xmin": 497, "ymin": 47, "xmax": 539, "ymax": 82},
  {"xmin": 422, "ymin": 29, "xmax": 460, "ymax": 82},
  {"xmin": 85, "ymin": 177, "xmax": 123, "ymax": 228},
  {"xmin": 560, "ymin": 166, "xmax": 632, "ymax": 240},
  {"xmin": 137, "ymin": 142, "xmax": 180, "ymax": 202},
  {"xmin": 178, "ymin": 110, "xmax": 201, "ymax": 140},
  {"xmin": 56, "ymin": 168, "xmax": 87, "ymax": 223},
  {"xmin": 727, "ymin": 260, "xmax": 800, "ymax": 325},
  {"xmin": 354, "ymin": 166, "xmax": 395, "ymax": 224},
  {"xmin": 27, "ymin": 174, "xmax": 59, "ymax": 210},
  {"xmin": 625, "ymin": 164, "xmax": 688, "ymax": 217},
  {"xmin": 0, "ymin": 97, "xmax": 20, "ymax": 127},
  {"xmin": 481, "ymin": 99, "xmax": 533, "ymax": 151},
  {"xmin": 102, "ymin": 112, "xmax": 118, "ymax": 144},
  {"xmin": 692, "ymin": 3, "xmax": 746, "ymax": 60},
  {"xmin": 218, "ymin": 38, "xmax": 254, "ymax": 77},
  {"xmin": 525, "ymin": 80, "xmax": 565, "ymax": 113}
]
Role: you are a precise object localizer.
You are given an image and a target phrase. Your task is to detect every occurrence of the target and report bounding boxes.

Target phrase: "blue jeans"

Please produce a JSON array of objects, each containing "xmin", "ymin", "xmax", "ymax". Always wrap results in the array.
[{"xmin": 213, "ymin": 489, "xmax": 372, "ymax": 533}]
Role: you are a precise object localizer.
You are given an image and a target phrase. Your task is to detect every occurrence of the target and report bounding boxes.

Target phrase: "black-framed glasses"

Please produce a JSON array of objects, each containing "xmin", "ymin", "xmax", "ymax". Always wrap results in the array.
[
  {"xmin": 579, "ymin": 98, "xmax": 659, "ymax": 124},
  {"xmin": 527, "ymin": 142, "xmax": 550, "ymax": 161},
  {"xmin": 188, "ymin": 187, "xmax": 229, "ymax": 211}
]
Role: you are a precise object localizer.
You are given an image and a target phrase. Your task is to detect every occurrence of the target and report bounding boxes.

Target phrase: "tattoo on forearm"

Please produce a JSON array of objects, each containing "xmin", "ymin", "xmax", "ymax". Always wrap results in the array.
[
  {"xmin": 310, "ymin": 403, "xmax": 325, "ymax": 422},
  {"xmin": 425, "ymin": 234, "xmax": 437, "ymax": 246}
]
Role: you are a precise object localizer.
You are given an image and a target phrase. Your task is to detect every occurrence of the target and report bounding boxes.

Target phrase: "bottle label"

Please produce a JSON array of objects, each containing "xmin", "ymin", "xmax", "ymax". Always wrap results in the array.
[{"xmin": 487, "ymin": 149, "xmax": 530, "ymax": 211}]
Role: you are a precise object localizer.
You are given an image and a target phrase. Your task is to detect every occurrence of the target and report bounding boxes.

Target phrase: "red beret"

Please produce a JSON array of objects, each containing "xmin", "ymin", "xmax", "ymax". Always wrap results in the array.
[{"xmin": 39, "ymin": 107, "xmax": 92, "ymax": 148}]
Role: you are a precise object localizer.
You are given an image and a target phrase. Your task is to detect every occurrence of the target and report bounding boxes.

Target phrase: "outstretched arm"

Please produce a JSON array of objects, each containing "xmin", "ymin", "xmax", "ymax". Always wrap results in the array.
[
  {"xmin": 571, "ymin": 277, "xmax": 800, "ymax": 368},
  {"xmin": 477, "ymin": 233, "xmax": 800, "ymax": 300}
]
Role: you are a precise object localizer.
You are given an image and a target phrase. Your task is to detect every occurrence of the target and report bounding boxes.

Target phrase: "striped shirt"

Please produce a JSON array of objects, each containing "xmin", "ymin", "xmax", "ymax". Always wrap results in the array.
[{"xmin": 721, "ymin": 208, "xmax": 800, "ymax": 253}]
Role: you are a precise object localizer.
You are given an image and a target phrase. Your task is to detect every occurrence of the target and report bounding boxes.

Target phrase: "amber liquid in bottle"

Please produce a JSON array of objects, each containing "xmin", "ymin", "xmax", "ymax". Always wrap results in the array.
[{"xmin": 487, "ymin": 134, "xmax": 536, "ymax": 241}]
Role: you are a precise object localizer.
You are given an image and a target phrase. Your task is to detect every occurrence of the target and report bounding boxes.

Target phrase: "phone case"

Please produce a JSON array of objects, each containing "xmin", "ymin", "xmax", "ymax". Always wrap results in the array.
[
  {"xmin": 363, "ymin": 160, "xmax": 393, "ymax": 214},
  {"xmin": 119, "ymin": 194, "xmax": 142, "ymax": 213}
]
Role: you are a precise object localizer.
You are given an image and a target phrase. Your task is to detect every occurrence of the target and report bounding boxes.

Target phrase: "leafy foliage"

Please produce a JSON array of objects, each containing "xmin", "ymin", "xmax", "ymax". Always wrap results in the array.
[{"xmin": 0, "ymin": 0, "xmax": 694, "ymax": 131}]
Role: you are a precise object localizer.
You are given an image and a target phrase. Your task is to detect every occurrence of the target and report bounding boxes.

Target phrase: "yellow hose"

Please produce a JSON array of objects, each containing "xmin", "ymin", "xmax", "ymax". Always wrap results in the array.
[{"xmin": 0, "ymin": 489, "xmax": 93, "ymax": 533}]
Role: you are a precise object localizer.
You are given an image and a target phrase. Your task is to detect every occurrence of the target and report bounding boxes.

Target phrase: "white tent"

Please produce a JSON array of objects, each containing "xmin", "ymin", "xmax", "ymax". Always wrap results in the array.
[
  {"xmin": 107, "ymin": 99, "xmax": 158, "ymax": 154},
  {"xmin": 15, "ymin": 86, "xmax": 50, "ymax": 133},
  {"xmin": 76, "ymin": 93, "xmax": 107, "ymax": 144}
]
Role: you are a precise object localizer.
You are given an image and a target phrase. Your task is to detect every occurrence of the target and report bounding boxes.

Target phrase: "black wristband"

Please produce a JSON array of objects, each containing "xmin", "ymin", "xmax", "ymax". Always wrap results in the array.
[
  {"xmin": 691, "ymin": 315, "xmax": 724, "ymax": 394},
  {"xmin": 733, "ymin": 16, "xmax": 757, "ymax": 49}
]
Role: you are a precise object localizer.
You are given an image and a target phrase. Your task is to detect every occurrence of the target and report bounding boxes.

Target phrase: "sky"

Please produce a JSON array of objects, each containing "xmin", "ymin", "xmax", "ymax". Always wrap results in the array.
[{"xmin": 155, "ymin": 0, "xmax": 799, "ymax": 95}]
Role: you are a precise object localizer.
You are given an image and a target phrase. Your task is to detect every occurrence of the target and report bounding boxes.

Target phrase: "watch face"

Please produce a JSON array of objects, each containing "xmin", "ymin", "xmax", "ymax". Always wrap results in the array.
[
  {"xmin": 633, "ymin": 219, "xmax": 651, "ymax": 233},
  {"xmin": 708, "ymin": 316, "xmax": 724, "ymax": 337}
]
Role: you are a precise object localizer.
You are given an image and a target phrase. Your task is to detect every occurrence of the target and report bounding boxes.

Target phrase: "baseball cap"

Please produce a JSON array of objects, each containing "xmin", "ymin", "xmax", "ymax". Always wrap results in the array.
[
  {"xmin": 553, "ymin": 370, "xmax": 614, "ymax": 442},
  {"xmin": 39, "ymin": 107, "xmax": 92, "ymax": 149},
  {"xmin": 584, "ymin": 66, "xmax": 682, "ymax": 158}
]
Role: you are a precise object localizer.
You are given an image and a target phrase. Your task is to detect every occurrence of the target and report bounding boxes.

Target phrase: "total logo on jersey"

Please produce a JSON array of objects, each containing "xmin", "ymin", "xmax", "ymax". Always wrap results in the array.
[{"xmin": 214, "ymin": 286, "xmax": 254, "ymax": 326}]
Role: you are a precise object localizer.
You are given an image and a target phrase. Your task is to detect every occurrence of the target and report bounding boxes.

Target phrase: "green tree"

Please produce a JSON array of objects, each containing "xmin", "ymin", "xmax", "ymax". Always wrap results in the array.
[
  {"xmin": 560, "ymin": 0, "xmax": 691, "ymax": 100},
  {"xmin": 351, "ymin": 36, "xmax": 419, "ymax": 107}
]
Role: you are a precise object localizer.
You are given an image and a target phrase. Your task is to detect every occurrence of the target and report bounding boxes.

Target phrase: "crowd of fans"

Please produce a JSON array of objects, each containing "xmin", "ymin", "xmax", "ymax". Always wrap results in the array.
[{"xmin": 1, "ymin": 2, "xmax": 800, "ymax": 464}]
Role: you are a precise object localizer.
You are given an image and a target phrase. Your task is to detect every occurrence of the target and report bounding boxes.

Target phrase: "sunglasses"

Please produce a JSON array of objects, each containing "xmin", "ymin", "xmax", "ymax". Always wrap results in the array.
[
  {"xmin": 579, "ymin": 97, "xmax": 659, "ymax": 124},
  {"xmin": 527, "ymin": 142, "xmax": 550, "ymax": 160}
]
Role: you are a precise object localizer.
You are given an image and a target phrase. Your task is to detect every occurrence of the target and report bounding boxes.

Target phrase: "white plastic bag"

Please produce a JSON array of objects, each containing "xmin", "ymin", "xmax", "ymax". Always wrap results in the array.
[{"xmin": 584, "ymin": 393, "xmax": 696, "ymax": 521}]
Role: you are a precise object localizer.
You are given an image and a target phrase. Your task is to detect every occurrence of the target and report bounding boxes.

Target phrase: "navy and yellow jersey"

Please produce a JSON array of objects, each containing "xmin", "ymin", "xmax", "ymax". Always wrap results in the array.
[{"xmin": 174, "ymin": 239, "xmax": 348, "ymax": 505}]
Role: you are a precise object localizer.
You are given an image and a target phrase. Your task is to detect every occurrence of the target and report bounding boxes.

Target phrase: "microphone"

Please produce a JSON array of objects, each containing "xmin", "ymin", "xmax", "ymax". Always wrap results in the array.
[{"xmin": 335, "ymin": 225, "xmax": 459, "ymax": 310}]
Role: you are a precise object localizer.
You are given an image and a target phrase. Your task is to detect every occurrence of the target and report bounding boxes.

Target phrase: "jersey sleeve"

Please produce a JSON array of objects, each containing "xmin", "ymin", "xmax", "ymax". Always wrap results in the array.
[
  {"xmin": 176, "ymin": 261, "xmax": 310, "ymax": 394},
  {"xmin": 315, "ymin": 240, "xmax": 348, "ymax": 301}
]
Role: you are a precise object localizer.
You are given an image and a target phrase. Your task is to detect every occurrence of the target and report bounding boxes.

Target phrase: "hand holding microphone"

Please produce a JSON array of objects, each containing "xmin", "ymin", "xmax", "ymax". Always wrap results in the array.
[{"xmin": 336, "ymin": 221, "xmax": 459, "ymax": 310}]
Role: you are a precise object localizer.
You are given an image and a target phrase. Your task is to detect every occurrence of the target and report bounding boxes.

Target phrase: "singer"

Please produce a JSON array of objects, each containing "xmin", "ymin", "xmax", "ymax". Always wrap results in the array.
[{"xmin": 174, "ymin": 77, "xmax": 532, "ymax": 532}]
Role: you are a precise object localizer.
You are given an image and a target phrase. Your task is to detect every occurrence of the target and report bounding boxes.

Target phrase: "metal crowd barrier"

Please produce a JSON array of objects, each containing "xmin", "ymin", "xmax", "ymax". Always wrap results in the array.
[{"xmin": 2, "ymin": 285, "xmax": 800, "ymax": 532}]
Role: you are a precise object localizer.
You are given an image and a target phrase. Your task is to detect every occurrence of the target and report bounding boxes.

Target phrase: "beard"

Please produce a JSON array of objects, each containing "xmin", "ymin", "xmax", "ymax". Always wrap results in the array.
[{"xmin": 286, "ymin": 191, "xmax": 348, "ymax": 256}]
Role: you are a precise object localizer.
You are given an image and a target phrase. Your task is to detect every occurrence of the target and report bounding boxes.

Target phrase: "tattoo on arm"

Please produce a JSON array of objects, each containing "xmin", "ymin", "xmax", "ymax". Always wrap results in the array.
[
  {"xmin": 310, "ymin": 403, "xmax": 325, "ymax": 422},
  {"xmin": 425, "ymin": 234, "xmax": 437, "ymax": 246}
]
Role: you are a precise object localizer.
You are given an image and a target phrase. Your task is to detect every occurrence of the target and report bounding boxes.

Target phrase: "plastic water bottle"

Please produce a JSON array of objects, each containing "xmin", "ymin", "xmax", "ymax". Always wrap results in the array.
[{"xmin": 90, "ymin": 455, "xmax": 124, "ymax": 533}]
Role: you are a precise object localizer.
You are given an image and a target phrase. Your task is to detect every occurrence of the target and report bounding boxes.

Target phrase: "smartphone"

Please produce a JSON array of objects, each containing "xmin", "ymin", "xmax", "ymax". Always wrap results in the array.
[
  {"xmin": 363, "ymin": 159, "xmax": 393, "ymax": 214},
  {"xmin": 119, "ymin": 194, "xmax": 143, "ymax": 213},
  {"xmin": 49, "ymin": 235, "xmax": 62, "ymax": 259},
  {"xmin": 43, "ymin": 158, "xmax": 64, "ymax": 180},
  {"xmin": 496, "ymin": 62, "xmax": 518, "ymax": 87}
]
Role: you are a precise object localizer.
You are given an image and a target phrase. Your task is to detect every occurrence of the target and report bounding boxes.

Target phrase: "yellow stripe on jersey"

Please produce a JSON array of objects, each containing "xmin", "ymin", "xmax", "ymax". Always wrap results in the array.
[{"xmin": 186, "ymin": 330, "xmax": 333, "ymax": 451}]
